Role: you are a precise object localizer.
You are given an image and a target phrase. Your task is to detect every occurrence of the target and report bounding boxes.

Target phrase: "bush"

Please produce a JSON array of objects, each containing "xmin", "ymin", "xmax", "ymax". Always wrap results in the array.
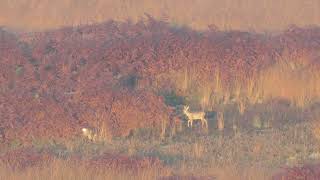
[
  {"xmin": 119, "ymin": 74, "xmax": 139, "ymax": 90},
  {"xmin": 160, "ymin": 91, "xmax": 186, "ymax": 107}
]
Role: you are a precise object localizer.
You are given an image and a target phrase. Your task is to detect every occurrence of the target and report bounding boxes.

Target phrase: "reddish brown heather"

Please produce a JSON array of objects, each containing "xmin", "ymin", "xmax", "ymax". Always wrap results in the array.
[
  {"xmin": 0, "ymin": 148, "xmax": 53, "ymax": 171},
  {"xmin": 0, "ymin": 148, "xmax": 168, "ymax": 175},
  {"xmin": 1, "ymin": 19, "xmax": 320, "ymax": 142},
  {"xmin": 84, "ymin": 153, "xmax": 167, "ymax": 172},
  {"xmin": 272, "ymin": 164, "xmax": 320, "ymax": 180},
  {"xmin": 78, "ymin": 90, "xmax": 172, "ymax": 137}
]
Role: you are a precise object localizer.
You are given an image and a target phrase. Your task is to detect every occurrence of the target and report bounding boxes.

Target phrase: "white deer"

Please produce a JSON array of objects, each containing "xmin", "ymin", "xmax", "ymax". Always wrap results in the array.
[{"xmin": 183, "ymin": 106, "xmax": 208, "ymax": 129}]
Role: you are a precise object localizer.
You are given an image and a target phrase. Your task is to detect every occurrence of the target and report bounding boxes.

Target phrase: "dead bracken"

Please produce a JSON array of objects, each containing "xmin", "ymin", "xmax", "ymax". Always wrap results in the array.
[{"xmin": 1, "ymin": 18, "xmax": 320, "ymax": 179}]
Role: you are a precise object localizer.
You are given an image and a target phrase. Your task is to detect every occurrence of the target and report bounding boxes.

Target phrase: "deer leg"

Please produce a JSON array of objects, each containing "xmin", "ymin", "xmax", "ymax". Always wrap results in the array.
[
  {"xmin": 201, "ymin": 118, "xmax": 206, "ymax": 128},
  {"xmin": 201, "ymin": 118, "xmax": 207, "ymax": 128},
  {"xmin": 201, "ymin": 119, "xmax": 204, "ymax": 128},
  {"xmin": 204, "ymin": 118, "xmax": 208, "ymax": 128}
]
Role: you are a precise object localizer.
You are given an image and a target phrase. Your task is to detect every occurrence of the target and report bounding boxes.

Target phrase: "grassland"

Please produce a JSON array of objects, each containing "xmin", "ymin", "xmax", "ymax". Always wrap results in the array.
[{"xmin": 1, "ymin": 120, "xmax": 320, "ymax": 180}]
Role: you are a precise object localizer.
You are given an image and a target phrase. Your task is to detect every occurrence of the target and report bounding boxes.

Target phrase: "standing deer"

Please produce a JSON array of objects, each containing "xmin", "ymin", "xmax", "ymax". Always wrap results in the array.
[{"xmin": 183, "ymin": 106, "xmax": 208, "ymax": 129}]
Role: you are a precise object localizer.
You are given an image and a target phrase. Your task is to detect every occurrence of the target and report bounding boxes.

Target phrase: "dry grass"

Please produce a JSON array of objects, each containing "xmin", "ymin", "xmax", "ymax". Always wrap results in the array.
[
  {"xmin": 154, "ymin": 52, "xmax": 320, "ymax": 112},
  {"xmin": 312, "ymin": 120, "xmax": 320, "ymax": 141},
  {"xmin": 1, "ymin": 0, "xmax": 320, "ymax": 32},
  {"xmin": 0, "ymin": 159, "xmax": 168, "ymax": 180},
  {"xmin": 0, "ymin": 160, "xmax": 267, "ymax": 180},
  {"xmin": 1, "ymin": 119, "xmax": 320, "ymax": 180},
  {"xmin": 255, "ymin": 53, "xmax": 320, "ymax": 107}
]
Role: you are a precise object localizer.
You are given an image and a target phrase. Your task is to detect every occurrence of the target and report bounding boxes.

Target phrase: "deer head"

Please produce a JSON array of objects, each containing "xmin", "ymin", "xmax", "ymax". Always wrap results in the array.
[{"xmin": 184, "ymin": 105, "xmax": 190, "ymax": 112}]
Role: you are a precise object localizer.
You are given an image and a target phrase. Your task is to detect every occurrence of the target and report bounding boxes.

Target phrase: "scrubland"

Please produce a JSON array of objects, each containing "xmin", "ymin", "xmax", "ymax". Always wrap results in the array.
[{"xmin": 1, "ymin": 18, "xmax": 320, "ymax": 179}]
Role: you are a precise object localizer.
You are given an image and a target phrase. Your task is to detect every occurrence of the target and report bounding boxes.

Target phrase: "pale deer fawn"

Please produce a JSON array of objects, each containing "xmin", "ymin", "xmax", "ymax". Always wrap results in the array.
[{"xmin": 183, "ymin": 106, "xmax": 208, "ymax": 129}]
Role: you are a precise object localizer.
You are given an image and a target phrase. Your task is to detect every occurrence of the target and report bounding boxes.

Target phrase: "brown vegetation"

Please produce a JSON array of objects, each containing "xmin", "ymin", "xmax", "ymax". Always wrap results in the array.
[
  {"xmin": 1, "ymin": 19, "xmax": 320, "ymax": 179},
  {"xmin": 273, "ymin": 164, "xmax": 320, "ymax": 180},
  {"xmin": 0, "ymin": 147, "xmax": 170, "ymax": 179},
  {"xmin": 0, "ymin": 152, "xmax": 170, "ymax": 180},
  {"xmin": 1, "ymin": 18, "xmax": 320, "ymax": 141}
]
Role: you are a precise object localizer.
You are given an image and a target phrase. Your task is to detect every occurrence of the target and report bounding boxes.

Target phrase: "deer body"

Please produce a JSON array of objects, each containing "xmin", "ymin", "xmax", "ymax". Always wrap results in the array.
[{"xmin": 183, "ymin": 106, "xmax": 208, "ymax": 128}]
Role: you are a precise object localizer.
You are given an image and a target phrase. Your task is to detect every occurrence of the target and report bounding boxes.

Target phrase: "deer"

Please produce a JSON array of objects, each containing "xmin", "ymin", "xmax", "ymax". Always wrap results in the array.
[
  {"xmin": 81, "ymin": 127, "xmax": 97, "ymax": 142},
  {"xmin": 183, "ymin": 105, "xmax": 208, "ymax": 129}
]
